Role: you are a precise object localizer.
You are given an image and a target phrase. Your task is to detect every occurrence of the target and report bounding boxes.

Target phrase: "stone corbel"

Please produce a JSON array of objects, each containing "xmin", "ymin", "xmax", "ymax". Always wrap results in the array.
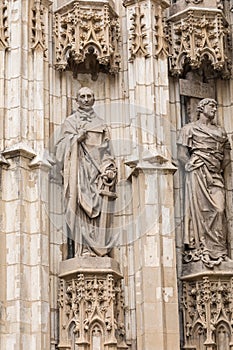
[
  {"xmin": 167, "ymin": 7, "xmax": 232, "ymax": 78},
  {"xmin": 181, "ymin": 268, "xmax": 233, "ymax": 350},
  {"xmin": 58, "ymin": 257, "xmax": 128, "ymax": 350},
  {"xmin": 53, "ymin": 0, "xmax": 121, "ymax": 80},
  {"xmin": 0, "ymin": 0, "xmax": 8, "ymax": 50}
]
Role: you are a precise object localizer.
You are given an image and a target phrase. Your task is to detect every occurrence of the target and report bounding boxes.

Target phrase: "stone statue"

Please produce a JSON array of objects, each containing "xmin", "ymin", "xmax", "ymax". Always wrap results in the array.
[
  {"xmin": 177, "ymin": 98, "xmax": 231, "ymax": 267},
  {"xmin": 56, "ymin": 87, "xmax": 117, "ymax": 258}
]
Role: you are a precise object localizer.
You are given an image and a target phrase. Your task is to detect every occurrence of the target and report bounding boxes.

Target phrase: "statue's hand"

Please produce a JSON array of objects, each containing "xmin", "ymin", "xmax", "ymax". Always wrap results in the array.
[{"xmin": 78, "ymin": 129, "xmax": 86, "ymax": 142}]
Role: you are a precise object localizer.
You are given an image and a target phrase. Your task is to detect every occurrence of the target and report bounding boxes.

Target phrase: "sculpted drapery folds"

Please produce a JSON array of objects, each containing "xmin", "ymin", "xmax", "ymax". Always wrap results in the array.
[
  {"xmin": 56, "ymin": 87, "xmax": 117, "ymax": 258},
  {"xmin": 177, "ymin": 98, "xmax": 231, "ymax": 267}
]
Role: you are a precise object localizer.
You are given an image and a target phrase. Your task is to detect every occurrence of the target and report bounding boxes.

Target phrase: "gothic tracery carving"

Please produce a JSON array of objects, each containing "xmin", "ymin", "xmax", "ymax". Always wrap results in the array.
[
  {"xmin": 182, "ymin": 276, "xmax": 233, "ymax": 349},
  {"xmin": 0, "ymin": 0, "xmax": 8, "ymax": 50},
  {"xmin": 53, "ymin": 1, "xmax": 121, "ymax": 79},
  {"xmin": 129, "ymin": 4, "xmax": 149, "ymax": 62},
  {"xmin": 168, "ymin": 9, "xmax": 231, "ymax": 78},
  {"xmin": 31, "ymin": 0, "xmax": 46, "ymax": 52},
  {"xmin": 58, "ymin": 273, "xmax": 128, "ymax": 349},
  {"xmin": 154, "ymin": 5, "xmax": 169, "ymax": 58}
]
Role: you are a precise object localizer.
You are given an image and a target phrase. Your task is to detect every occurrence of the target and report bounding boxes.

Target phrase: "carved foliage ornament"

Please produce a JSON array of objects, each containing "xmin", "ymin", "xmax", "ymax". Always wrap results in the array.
[
  {"xmin": 58, "ymin": 274, "xmax": 128, "ymax": 349},
  {"xmin": 31, "ymin": 0, "xmax": 46, "ymax": 53},
  {"xmin": 168, "ymin": 9, "xmax": 231, "ymax": 78},
  {"xmin": 53, "ymin": 1, "xmax": 121, "ymax": 78},
  {"xmin": 0, "ymin": 0, "xmax": 8, "ymax": 50},
  {"xmin": 182, "ymin": 276, "xmax": 233, "ymax": 349},
  {"xmin": 154, "ymin": 4, "xmax": 169, "ymax": 59},
  {"xmin": 129, "ymin": 4, "xmax": 149, "ymax": 62}
]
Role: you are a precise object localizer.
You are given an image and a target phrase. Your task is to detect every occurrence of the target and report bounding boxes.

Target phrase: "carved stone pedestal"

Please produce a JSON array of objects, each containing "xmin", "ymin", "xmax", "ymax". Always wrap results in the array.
[
  {"xmin": 181, "ymin": 262, "xmax": 233, "ymax": 350},
  {"xmin": 58, "ymin": 257, "xmax": 128, "ymax": 350}
]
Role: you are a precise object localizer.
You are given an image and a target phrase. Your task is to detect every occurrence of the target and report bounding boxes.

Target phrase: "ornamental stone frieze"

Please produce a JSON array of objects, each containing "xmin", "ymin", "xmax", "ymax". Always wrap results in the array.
[
  {"xmin": 53, "ymin": 1, "xmax": 121, "ymax": 80},
  {"xmin": 182, "ymin": 272, "xmax": 233, "ymax": 350},
  {"xmin": 58, "ymin": 257, "xmax": 128, "ymax": 350},
  {"xmin": 167, "ymin": 4, "xmax": 232, "ymax": 78},
  {"xmin": 0, "ymin": 0, "xmax": 8, "ymax": 50}
]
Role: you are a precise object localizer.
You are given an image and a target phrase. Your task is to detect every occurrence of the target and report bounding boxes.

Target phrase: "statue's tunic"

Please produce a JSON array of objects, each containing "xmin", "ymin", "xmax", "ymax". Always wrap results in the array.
[
  {"xmin": 56, "ymin": 107, "xmax": 116, "ymax": 256},
  {"xmin": 177, "ymin": 121, "xmax": 231, "ymax": 260}
]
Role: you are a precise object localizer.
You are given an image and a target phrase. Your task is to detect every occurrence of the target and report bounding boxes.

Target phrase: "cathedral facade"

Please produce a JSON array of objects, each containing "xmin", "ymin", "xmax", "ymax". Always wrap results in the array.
[{"xmin": 1, "ymin": 1, "xmax": 233, "ymax": 349}]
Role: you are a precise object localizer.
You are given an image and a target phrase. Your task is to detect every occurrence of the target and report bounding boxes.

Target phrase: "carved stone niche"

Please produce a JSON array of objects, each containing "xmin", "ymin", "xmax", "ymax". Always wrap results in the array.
[
  {"xmin": 57, "ymin": 257, "xmax": 128, "ymax": 350},
  {"xmin": 53, "ymin": 0, "xmax": 121, "ymax": 81},
  {"xmin": 167, "ymin": 5, "xmax": 232, "ymax": 78},
  {"xmin": 181, "ymin": 263, "xmax": 233, "ymax": 350}
]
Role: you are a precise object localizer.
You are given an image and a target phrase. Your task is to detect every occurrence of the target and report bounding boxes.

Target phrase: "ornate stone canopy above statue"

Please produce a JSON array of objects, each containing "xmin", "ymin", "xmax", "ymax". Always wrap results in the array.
[
  {"xmin": 53, "ymin": 0, "xmax": 121, "ymax": 80},
  {"xmin": 167, "ymin": 1, "xmax": 232, "ymax": 79}
]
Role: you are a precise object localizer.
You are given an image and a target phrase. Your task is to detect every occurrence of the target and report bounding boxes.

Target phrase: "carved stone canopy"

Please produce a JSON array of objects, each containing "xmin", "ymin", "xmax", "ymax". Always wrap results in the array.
[
  {"xmin": 53, "ymin": 0, "xmax": 121, "ymax": 80},
  {"xmin": 167, "ymin": 7, "xmax": 232, "ymax": 78}
]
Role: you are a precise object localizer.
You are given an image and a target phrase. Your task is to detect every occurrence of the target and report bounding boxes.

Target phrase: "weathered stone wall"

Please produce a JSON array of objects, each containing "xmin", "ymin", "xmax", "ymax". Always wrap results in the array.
[{"xmin": 3, "ymin": 0, "xmax": 233, "ymax": 349}]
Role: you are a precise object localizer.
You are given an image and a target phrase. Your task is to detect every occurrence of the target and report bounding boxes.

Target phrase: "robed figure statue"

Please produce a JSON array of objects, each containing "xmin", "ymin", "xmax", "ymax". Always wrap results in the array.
[
  {"xmin": 56, "ymin": 87, "xmax": 117, "ymax": 258},
  {"xmin": 177, "ymin": 98, "xmax": 231, "ymax": 267}
]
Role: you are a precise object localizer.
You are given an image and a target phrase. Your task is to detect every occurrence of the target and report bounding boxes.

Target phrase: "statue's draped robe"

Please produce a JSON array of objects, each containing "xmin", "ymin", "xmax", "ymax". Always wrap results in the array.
[
  {"xmin": 177, "ymin": 121, "xmax": 231, "ymax": 260},
  {"xmin": 56, "ymin": 107, "xmax": 116, "ymax": 256}
]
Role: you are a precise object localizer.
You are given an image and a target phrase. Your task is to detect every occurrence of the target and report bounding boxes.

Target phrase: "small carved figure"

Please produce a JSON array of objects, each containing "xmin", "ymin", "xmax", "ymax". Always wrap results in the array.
[
  {"xmin": 56, "ymin": 87, "xmax": 117, "ymax": 258},
  {"xmin": 177, "ymin": 98, "xmax": 231, "ymax": 267}
]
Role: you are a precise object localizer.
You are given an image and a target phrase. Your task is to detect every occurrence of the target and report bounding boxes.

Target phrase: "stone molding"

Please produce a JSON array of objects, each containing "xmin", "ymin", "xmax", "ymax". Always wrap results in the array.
[
  {"xmin": 53, "ymin": 0, "xmax": 121, "ymax": 80},
  {"xmin": 181, "ymin": 269, "xmax": 233, "ymax": 349},
  {"xmin": 58, "ymin": 257, "xmax": 128, "ymax": 350},
  {"xmin": 0, "ymin": 0, "xmax": 8, "ymax": 50},
  {"xmin": 123, "ymin": 0, "xmax": 170, "ymax": 8},
  {"xmin": 125, "ymin": 154, "xmax": 177, "ymax": 179},
  {"xmin": 0, "ymin": 143, "xmax": 53, "ymax": 170},
  {"xmin": 2, "ymin": 142, "xmax": 37, "ymax": 160},
  {"xmin": 167, "ymin": 7, "xmax": 232, "ymax": 78}
]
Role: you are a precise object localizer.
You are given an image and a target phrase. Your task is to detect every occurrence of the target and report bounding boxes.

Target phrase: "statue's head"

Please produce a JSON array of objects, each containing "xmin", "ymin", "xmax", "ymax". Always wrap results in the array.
[
  {"xmin": 196, "ymin": 98, "xmax": 217, "ymax": 119},
  {"xmin": 76, "ymin": 87, "xmax": 95, "ymax": 110}
]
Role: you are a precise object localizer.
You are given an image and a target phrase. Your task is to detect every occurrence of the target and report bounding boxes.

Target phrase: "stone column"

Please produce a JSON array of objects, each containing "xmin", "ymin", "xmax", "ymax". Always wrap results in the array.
[
  {"xmin": 123, "ymin": 1, "xmax": 180, "ymax": 349},
  {"xmin": 0, "ymin": 1, "xmax": 52, "ymax": 349}
]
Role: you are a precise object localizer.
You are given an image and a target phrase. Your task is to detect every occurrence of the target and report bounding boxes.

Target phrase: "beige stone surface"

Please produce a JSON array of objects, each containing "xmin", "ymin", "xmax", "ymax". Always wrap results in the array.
[{"xmin": 1, "ymin": 0, "xmax": 233, "ymax": 350}]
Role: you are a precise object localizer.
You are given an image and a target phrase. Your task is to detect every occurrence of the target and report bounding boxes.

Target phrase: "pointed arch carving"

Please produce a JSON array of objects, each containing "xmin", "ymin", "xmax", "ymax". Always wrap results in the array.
[
  {"xmin": 58, "ymin": 271, "xmax": 128, "ymax": 349},
  {"xmin": 53, "ymin": 1, "xmax": 121, "ymax": 79},
  {"xmin": 167, "ymin": 8, "xmax": 232, "ymax": 78}
]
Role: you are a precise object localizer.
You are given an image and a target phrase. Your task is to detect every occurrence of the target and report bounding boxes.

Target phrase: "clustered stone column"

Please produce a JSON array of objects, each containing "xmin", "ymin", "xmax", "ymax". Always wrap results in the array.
[
  {"xmin": 123, "ymin": 0, "xmax": 180, "ymax": 349},
  {"xmin": 0, "ymin": 0, "xmax": 52, "ymax": 349}
]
